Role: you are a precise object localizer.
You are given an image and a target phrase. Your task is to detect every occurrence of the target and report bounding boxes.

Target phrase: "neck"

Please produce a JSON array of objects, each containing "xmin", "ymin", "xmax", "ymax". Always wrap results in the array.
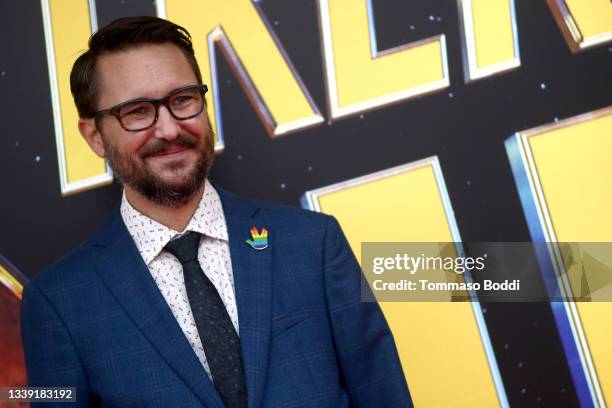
[{"xmin": 124, "ymin": 184, "xmax": 205, "ymax": 232}]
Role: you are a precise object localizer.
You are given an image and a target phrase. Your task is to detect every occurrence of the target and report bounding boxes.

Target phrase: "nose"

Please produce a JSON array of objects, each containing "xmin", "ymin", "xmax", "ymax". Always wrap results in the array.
[{"xmin": 152, "ymin": 105, "xmax": 181, "ymax": 141}]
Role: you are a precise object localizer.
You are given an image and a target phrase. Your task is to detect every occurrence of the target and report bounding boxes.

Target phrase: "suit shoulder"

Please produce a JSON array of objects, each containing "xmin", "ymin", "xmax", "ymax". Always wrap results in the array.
[
  {"xmin": 28, "ymin": 207, "xmax": 124, "ymax": 293},
  {"xmin": 259, "ymin": 198, "xmax": 330, "ymax": 223},
  {"xmin": 218, "ymin": 188, "xmax": 332, "ymax": 229},
  {"xmin": 28, "ymin": 235, "xmax": 102, "ymax": 295}
]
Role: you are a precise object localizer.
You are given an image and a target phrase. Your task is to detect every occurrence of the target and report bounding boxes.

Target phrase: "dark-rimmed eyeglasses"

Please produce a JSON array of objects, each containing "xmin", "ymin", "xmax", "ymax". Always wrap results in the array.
[{"xmin": 93, "ymin": 84, "xmax": 208, "ymax": 132}]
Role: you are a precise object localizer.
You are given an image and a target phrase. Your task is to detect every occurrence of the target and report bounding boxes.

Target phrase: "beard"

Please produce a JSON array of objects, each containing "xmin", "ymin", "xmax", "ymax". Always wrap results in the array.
[{"xmin": 102, "ymin": 128, "xmax": 215, "ymax": 208}]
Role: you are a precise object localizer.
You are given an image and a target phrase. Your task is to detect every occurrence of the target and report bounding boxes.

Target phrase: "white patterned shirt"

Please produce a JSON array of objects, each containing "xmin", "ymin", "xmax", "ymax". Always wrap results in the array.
[{"xmin": 120, "ymin": 179, "xmax": 238, "ymax": 378}]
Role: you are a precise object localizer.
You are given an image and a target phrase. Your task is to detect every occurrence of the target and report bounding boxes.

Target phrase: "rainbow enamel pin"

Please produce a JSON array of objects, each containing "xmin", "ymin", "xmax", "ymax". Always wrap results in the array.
[{"xmin": 246, "ymin": 227, "xmax": 268, "ymax": 250}]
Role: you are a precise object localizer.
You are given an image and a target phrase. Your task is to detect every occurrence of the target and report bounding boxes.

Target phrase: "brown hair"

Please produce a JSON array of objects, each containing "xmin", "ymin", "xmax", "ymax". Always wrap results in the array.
[{"xmin": 70, "ymin": 16, "xmax": 202, "ymax": 118}]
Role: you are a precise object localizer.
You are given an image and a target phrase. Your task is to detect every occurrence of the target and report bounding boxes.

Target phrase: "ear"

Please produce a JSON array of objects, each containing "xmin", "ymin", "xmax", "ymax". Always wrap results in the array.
[{"xmin": 78, "ymin": 117, "xmax": 106, "ymax": 158}]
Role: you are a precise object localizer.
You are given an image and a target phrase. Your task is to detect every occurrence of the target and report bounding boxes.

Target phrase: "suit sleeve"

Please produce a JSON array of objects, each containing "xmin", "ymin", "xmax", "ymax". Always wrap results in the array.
[
  {"xmin": 21, "ymin": 281, "xmax": 95, "ymax": 407},
  {"xmin": 323, "ymin": 216, "xmax": 413, "ymax": 407}
]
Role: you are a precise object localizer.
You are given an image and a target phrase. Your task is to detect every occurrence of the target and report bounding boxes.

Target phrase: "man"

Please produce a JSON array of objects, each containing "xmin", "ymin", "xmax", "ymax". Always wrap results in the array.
[{"xmin": 21, "ymin": 16, "xmax": 411, "ymax": 407}]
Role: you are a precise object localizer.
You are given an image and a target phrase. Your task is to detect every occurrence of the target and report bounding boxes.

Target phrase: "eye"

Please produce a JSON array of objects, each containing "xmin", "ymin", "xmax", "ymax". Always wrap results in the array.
[
  {"xmin": 121, "ymin": 103, "xmax": 152, "ymax": 117},
  {"xmin": 128, "ymin": 106, "xmax": 149, "ymax": 115},
  {"xmin": 171, "ymin": 94, "xmax": 195, "ymax": 106}
]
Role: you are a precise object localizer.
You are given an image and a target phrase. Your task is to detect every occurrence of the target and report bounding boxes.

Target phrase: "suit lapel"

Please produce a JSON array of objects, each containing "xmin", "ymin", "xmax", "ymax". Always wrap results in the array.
[
  {"xmin": 219, "ymin": 190, "xmax": 273, "ymax": 408},
  {"xmin": 91, "ymin": 209, "xmax": 225, "ymax": 408}
]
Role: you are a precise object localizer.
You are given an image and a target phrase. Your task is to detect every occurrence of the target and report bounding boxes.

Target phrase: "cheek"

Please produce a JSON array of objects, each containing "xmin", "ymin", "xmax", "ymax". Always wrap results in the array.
[
  {"xmin": 102, "ymin": 123, "xmax": 149, "ymax": 157},
  {"xmin": 131, "ymin": 132, "xmax": 156, "ymax": 155},
  {"xmin": 182, "ymin": 117, "xmax": 210, "ymax": 142}
]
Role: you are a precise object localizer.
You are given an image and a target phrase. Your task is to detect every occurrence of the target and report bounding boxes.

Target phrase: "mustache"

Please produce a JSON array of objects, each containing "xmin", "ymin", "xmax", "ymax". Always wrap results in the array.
[{"xmin": 140, "ymin": 133, "xmax": 199, "ymax": 157}]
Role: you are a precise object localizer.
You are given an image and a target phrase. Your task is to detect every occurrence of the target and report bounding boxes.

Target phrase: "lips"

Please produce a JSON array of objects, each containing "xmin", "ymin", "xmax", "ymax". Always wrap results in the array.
[{"xmin": 149, "ymin": 144, "xmax": 189, "ymax": 157}]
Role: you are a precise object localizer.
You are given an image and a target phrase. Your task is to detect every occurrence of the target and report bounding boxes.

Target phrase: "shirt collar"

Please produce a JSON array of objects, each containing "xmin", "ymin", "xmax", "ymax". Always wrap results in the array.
[{"xmin": 120, "ymin": 179, "xmax": 228, "ymax": 265}]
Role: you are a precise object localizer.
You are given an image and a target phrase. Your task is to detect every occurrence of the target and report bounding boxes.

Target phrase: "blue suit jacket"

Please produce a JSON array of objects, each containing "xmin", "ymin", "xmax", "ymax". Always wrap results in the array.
[{"xmin": 21, "ymin": 188, "xmax": 411, "ymax": 407}]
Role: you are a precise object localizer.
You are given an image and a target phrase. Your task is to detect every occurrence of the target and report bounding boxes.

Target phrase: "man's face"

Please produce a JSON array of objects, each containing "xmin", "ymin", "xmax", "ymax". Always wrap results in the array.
[{"xmin": 93, "ymin": 43, "xmax": 214, "ymax": 207}]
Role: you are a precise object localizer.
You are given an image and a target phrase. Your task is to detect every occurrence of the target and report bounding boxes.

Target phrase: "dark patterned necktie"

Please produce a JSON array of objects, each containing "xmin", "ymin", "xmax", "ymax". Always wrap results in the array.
[{"xmin": 165, "ymin": 231, "xmax": 247, "ymax": 408}]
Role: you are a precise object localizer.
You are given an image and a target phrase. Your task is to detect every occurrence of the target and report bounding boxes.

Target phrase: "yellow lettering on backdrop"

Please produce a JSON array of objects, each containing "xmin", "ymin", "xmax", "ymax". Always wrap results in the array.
[
  {"xmin": 458, "ymin": 0, "xmax": 520, "ymax": 82},
  {"xmin": 302, "ymin": 158, "xmax": 507, "ymax": 407},
  {"xmin": 0, "ymin": 263, "xmax": 23, "ymax": 301},
  {"xmin": 317, "ymin": 0, "xmax": 449, "ymax": 120},
  {"xmin": 158, "ymin": 0, "xmax": 323, "ymax": 148},
  {"xmin": 507, "ymin": 107, "xmax": 612, "ymax": 407},
  {"xmin": 42, "ymin": 0, "xmax": 112, "ymax": 195},
  {"xmin": 547, "ymin": 0, "xmax": 612, "ymax": 52}
]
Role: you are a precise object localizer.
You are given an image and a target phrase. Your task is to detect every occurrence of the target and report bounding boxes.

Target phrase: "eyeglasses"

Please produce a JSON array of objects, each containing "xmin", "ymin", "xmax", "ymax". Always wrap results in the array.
[{"xmin": 93, "ymin": 84, "xmax": 208, "ymax": 132}]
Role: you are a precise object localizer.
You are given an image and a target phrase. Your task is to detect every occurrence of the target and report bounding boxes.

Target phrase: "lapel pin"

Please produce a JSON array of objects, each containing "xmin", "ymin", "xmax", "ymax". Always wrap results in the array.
[{"xmin": 246, "ymin": 227, "xmax": 268, "ymax": 250}]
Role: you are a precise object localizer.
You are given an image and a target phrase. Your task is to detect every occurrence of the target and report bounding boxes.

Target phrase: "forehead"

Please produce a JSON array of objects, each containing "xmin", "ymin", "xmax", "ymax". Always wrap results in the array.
[{"xmin": 96, "ymin": 43, "xmax": 198, "ymax": 106}]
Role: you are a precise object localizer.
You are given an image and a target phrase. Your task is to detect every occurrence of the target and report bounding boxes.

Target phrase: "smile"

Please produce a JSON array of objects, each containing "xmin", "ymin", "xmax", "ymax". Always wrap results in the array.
[{"xmin": 149, "ymin": 145, "xmax": 190, "ymax": 158}]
